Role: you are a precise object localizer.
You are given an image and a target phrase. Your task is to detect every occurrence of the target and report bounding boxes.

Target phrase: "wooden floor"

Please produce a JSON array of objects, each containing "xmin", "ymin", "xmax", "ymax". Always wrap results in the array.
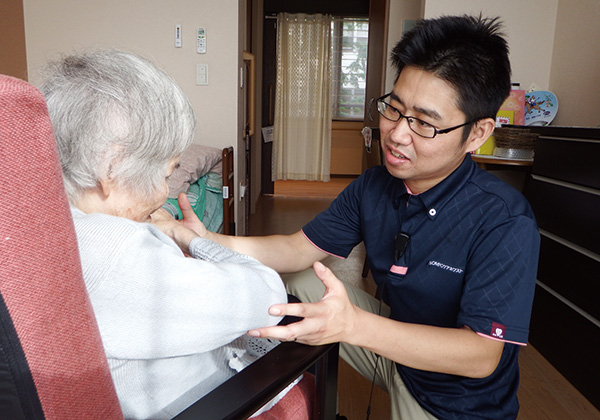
[
  {"xmin": 274, "ymin": 178, "xmax": 355, "ymax": 199},
  {"xmin": 250, "ymin": 179, "xmax": 600, "ymax": 420}
]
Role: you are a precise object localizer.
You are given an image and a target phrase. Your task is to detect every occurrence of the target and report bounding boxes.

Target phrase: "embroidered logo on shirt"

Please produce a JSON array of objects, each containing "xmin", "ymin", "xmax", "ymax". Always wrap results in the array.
[
  {"xmin": 427, "ymin": 260, "xmax": 464, "ymax": 274},
  {"xmin": 491, "ymin": 322, "xmax": 506, "ymax": 339}
]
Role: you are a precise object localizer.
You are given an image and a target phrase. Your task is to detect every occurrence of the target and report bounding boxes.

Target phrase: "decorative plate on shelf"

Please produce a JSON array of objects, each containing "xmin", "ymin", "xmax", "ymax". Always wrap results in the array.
[{"xmin": 524, "ymin": 90, "xmax": 558, "ymax": 126}]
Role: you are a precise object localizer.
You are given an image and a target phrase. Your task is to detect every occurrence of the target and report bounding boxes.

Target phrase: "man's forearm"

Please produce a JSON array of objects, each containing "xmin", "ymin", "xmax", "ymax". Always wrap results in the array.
[
  {"xmin": 349, "ymin": 309, "xmax": 505, "ymax": 378},
  {"xmin": 204, "ymin": 230, "xmax": 325, "ymax": 273}
]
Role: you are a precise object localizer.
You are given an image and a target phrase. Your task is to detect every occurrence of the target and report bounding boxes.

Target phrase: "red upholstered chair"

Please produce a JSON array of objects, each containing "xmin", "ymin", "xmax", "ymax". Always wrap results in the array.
[
  {"xmin": 0, "ymin": 75, "xmax": 123, "ymax": 419},
  {"xmin": 0, "ymin": 74, "xmax": 338, "ymax": 420}
]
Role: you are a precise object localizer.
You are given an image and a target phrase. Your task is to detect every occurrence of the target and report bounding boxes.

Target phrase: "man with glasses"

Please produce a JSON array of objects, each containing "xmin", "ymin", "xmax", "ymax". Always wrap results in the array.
[{"xmin": 180, "ymin": 15, "xmax": 539, "ymax": 420}]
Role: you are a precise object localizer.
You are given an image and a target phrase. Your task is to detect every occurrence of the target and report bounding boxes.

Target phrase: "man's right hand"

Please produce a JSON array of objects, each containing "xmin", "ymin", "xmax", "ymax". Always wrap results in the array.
[{"xmin": 177, "ymin": 192, "xmax": 210, "ymax": 238}]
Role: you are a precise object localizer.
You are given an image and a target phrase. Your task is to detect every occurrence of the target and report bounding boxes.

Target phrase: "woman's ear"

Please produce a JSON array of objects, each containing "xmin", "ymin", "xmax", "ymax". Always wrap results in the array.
[
  {"xmin": 465, "ymin": 118, "xmax": 496, "ymax": 153},
  {"xmin": 98, "ymin": 178, "xmax": 112, "ymax": 199},
  {"xmin": 99, "ymin": 162, "xmax": 118, "ymax": 198}
]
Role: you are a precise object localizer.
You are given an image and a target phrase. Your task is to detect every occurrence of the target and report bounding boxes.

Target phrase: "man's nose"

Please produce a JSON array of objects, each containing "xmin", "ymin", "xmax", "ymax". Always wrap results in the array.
[{"xmin": 387, "ymin": 117, "xmax": 413, "ymax": 144}]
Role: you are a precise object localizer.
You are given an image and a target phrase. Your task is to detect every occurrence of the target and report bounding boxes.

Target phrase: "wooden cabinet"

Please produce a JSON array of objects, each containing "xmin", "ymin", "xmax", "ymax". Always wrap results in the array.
[
  {"xmin": 0, "ymin": 0, "xmax": 28, "ymax": 80},
  {"xmin": 330, "ymin": 121, "xmax": 365, "ymax": 176},
  {"xmin": 523, "ymin": 126, "xmax": 600, "ymax": 410}
]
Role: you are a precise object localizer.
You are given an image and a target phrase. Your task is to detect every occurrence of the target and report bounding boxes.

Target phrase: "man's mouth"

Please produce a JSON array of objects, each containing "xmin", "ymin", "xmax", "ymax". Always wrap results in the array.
[{"xmin": 390, "ymin": 149, "xmax": 409, "ymax": 160}]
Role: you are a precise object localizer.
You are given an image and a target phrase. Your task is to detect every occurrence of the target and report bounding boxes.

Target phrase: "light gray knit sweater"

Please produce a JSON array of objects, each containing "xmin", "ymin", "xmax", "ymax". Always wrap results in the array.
[{"xmin": 71, "ymin": 208, "xmax": 287, "ymax": 419}]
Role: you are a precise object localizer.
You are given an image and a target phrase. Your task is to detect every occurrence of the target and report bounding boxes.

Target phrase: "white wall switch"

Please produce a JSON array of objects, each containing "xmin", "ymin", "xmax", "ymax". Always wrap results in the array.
[{"xmin": 196, "ymin": 63, "xmax": 208, "ymax": 85}]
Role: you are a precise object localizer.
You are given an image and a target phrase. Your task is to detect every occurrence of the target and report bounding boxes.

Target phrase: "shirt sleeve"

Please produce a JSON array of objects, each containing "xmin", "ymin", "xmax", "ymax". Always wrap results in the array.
[
  {"xmin": 77, "ymin": 215, "xmax": 287, "ymax": 360},
  {"xmin": 302, "ymin": 176, "xmax": 365, "ymax": 258},
  {"xmin": 457, "ymin": 214, "xmax": 540, "ymax": 345}
]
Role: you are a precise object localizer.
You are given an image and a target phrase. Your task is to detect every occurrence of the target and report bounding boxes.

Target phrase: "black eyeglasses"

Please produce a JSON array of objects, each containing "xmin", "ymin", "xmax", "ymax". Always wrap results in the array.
[{"xmin": 376, "ymin": 93, "xmax": 475, "ymax": 139}]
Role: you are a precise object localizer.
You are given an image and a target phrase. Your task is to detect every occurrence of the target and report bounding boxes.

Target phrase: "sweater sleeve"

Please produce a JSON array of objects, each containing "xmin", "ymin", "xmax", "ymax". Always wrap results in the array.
[
  {"xmin": 189, "ymin": 236, "xmax": 259, "ymax": 263},
  {"xmin": 74, "ymin": 213, "xmax": 287, "ymax": 360}
]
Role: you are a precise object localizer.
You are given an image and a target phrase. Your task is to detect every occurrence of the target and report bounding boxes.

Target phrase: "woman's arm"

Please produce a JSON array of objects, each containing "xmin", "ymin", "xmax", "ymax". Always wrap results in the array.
[
  {"xmin": 81, "ymin": 213, "xmax": 287, "ymax": 360},
  {"xmin": 207, "ymin": 230, "xmax": 327, "ymax": 273},
  {"xmin": 155, "ymin": 194, "xmax": 328, "ymax": 273}
]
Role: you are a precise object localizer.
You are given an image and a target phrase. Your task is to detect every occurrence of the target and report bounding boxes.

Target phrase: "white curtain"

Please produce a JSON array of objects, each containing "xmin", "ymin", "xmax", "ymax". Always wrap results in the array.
[{"xmin": 273, "ymin": 13, "xmax": 333, "ymax": 182}]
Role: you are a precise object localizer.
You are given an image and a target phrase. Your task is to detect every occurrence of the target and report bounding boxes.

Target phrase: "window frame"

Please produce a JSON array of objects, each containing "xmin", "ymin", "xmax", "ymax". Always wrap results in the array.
[{"xmin": 331, "ymin": 16, "xmax": 369, "ymax": 121}]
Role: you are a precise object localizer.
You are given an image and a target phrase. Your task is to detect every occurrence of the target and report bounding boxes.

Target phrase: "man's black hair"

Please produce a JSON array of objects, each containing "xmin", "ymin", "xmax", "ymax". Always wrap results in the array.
[{"xmin": 391, "ymin": 15, "xmax": 511, "ymax": 141}]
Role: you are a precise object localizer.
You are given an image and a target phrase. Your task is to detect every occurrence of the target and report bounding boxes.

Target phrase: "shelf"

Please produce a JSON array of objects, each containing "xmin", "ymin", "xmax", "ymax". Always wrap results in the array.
[{"xmin": 471, "ymin": 154, "xmax": 533, "ymax": 167}]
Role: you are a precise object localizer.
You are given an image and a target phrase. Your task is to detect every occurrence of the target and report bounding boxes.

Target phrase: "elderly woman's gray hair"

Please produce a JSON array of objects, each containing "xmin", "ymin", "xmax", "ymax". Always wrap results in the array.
[{"xmin": 40, "ymin": 49, "xmax": 196, "ymax": 202}]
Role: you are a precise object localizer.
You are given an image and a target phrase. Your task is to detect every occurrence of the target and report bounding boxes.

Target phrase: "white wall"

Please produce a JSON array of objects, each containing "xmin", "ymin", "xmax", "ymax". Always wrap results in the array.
[
  {"xmin": 408, "ymin": 0, "xmax": 599, "ymax": 127},
  {"xmin": 23, "ymin": 0, "xmax": 240, "ymax": 151},
  {"xmin": 384, "ymin": 0, "xmax": 423, "ymax": 92},
  {"xmin": 549, "ymin": 0, "xmax": 600, "ymax": 127},
  {"xmin": 23, "ymin": 0, "xmax": 247, "ymax": 230},
  {"xmin": 423, "ymin": 0, "xmax": 559, "ymax": 93}
]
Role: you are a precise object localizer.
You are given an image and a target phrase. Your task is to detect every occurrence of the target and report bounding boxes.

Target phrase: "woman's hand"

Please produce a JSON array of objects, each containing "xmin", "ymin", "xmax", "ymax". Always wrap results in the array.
[
  {"xmin": 150, "ymin": 208, "xmax": 198, "ymax": 253},
  {"xmin": 247, "ymin": 261, "xmax": 359, "ymax": 346}
]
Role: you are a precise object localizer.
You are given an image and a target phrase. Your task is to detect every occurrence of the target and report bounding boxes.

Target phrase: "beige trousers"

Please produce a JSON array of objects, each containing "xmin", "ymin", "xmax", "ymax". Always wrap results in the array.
[{"xmin": 283, "ymin": 269, "xmax": 437, "ymax": 420}]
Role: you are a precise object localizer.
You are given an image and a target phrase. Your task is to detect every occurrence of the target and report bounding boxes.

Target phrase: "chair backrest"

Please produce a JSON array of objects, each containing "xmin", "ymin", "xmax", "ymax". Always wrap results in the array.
[{"xmin": 0, "ymin": 74, "xmax": 123, "ymax": 419}]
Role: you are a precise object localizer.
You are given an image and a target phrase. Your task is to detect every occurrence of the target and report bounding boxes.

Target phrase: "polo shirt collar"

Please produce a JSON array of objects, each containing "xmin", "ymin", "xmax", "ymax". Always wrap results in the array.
[{"xmin": 406, "ymin": 154, "xmax": 475, "ymax": 220}]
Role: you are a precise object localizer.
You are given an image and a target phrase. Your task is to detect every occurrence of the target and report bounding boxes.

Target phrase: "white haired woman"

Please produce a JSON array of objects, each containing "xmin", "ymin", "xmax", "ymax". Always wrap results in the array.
[{"xmin": 40, "ymin": 50, "xmax": 287, "ymax": 419}]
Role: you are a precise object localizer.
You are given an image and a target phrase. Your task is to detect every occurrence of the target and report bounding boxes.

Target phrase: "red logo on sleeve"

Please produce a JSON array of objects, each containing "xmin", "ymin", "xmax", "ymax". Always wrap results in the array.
[{"xmin": 491, "ymin": 322, "xmax": 506, "ymax": 339}]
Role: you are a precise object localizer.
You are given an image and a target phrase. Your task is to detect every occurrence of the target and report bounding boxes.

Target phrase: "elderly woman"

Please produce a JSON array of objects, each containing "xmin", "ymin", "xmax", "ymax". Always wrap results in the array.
[{"xmin": 40, "ymin": 50, "xmax": 287, "ymax": 419}]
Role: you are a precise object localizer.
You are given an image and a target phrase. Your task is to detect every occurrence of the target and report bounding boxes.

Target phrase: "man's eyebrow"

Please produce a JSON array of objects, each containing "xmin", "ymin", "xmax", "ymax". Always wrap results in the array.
[
  {"xmin": 390, "ymin": 92, "xmax": 443, "ymax": 121},
  {"xmin": 414, "ymin": 105, "xmax": 442, "ymax": 121},
  {"xmin": 390, "ymin": 92, "xmax": 402, "ymax": 104}
]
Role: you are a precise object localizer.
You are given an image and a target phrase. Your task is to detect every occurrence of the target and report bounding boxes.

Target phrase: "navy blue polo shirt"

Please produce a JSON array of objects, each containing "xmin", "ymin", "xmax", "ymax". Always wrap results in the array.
[{"xmin": 302, "ymin": 155, "xmax": 539, "ymax": 419}]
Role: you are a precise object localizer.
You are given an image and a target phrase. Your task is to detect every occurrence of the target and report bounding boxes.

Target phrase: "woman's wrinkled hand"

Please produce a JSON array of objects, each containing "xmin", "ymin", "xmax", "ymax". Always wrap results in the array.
[
  {"xmin": 150, "ymin": 207, "xmax": 198, "ymax": 253},
  {"xmin": 149, "ymin": 208, "xmax": 175, "ymax": 224}
]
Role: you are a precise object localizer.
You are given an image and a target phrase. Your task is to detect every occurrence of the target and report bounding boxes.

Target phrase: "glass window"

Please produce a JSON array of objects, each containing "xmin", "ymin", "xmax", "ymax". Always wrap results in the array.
[{"xmin": 331, "ymin": 17, "xmax": 369, "ymax": 120}]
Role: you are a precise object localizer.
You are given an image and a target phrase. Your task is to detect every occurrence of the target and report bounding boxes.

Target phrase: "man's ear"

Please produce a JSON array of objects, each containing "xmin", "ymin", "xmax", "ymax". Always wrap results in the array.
[{"xmin": 465, "ymin": 118, "xmax": 495, "ymax": 153}]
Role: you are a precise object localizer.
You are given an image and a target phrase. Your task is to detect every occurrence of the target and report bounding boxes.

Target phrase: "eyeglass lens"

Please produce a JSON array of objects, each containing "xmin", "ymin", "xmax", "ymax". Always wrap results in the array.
[{"xmin": 377, "ymin": 99, "xmax": 436, "ymax": 138}]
